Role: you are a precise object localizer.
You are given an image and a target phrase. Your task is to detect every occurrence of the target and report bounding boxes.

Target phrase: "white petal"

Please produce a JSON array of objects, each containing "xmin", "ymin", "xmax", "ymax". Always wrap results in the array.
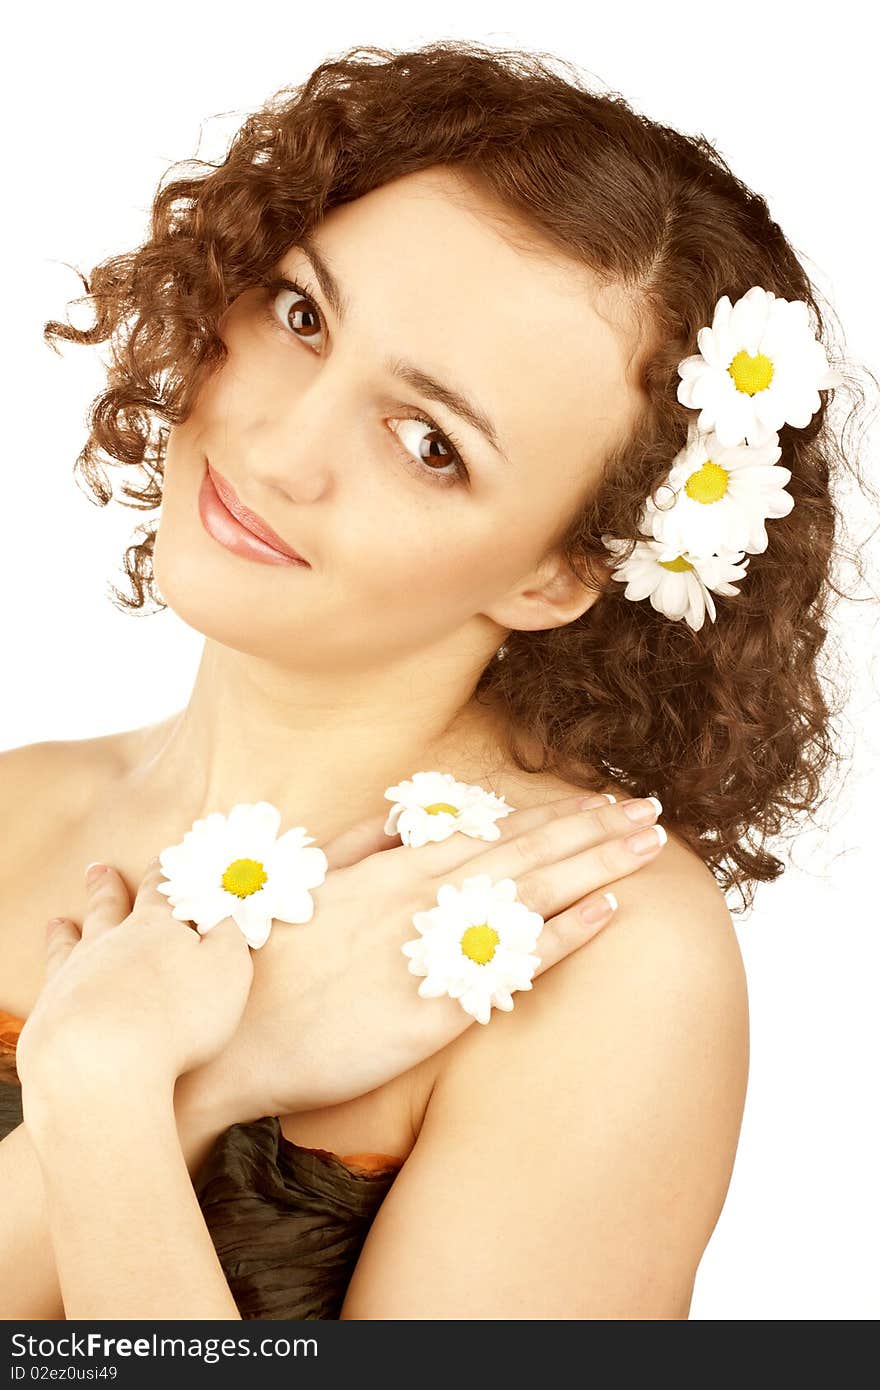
[
  {"xmin": 713, "ymin": 393, "xmax": 754, "ymax": 447},
  {"xmin": 274, "ymin": 886, "xmax": 316, "ymax": 924},
  {"xmin": 624, "ymin": 566, "xmax": 664, "ymax": 602},
  {"xmin": 456, "ymin": 820, "xmax": 499, "ymax": 841},
  {"xmin": 458, "ymin": 987, "xmax": 492, "ymax": 1025},
  {"xmin": 820, "ymin": 365, "xmax": 844, "ymax": 389},
  {"xmin": 710, "ymin": 294, "xmax": 734, "ymax": 337},
  {"xmin": 418, "ymin": 976, "xmax": 453, "ymax": 999},
  {"xmin": 729, "ymin": 290, "xmax": 768, "ymax": 355},
  {"xmin": 657, "ymin": 571, "xmax": 690, "ymax": 620},
  {"xmin": 693, "ymin": 575, "xmax": 714, "ymax": 624},
  {"xmin": 229, "ymin": 801, "xmax": 282, "ymax": 847},
  {"xmin": 436, "ymin": 883, "xmax": 463, "ymax": 911},
  {"xmin": 695, "ymin": 327, "xmax": 723, "ymax": 367},
  {"xmin": 241, "ymin": 915, "xmax": 273, "ymax": 949}
]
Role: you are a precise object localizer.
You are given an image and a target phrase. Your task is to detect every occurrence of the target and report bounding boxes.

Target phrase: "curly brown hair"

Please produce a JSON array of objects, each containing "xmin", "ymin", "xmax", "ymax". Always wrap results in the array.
[{"xmin": 44, "ymin": 40, "xmax": 878, "ymax": 912}]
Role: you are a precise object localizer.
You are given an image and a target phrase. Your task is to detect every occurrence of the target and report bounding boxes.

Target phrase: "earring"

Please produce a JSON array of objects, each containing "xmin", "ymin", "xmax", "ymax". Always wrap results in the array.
[{"xmin": 496, "ymin": 643, "xmax": 508, "ymax": 661}]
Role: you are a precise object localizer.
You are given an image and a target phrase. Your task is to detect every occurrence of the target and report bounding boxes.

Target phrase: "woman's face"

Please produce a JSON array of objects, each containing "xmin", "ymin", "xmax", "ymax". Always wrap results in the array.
[{"xmin": 154, "ymin": 167, "xmax": 648, "ymax": 671}]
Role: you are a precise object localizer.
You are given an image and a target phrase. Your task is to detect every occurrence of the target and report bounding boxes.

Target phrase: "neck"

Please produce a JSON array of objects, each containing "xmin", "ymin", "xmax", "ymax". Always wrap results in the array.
[{"xmin": 125, "ymin": 637, "xmax": 510, "ymax": 843}]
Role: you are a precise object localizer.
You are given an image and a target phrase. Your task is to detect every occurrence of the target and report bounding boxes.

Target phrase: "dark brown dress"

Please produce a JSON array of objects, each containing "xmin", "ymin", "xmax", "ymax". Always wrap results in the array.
[{"xmin": 0, "ymin": 1009, "xmax": 403, "ymax": 1320}]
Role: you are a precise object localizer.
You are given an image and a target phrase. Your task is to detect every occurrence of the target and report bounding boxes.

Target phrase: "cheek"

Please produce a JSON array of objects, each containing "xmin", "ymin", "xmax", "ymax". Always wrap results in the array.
[
  {"xmin": 349, "ymin": 528, "xmax": 477, "ymax": 610},
  {"xmin": 351, "ymin": 504, "xmax": 538, "ymax": 619}
]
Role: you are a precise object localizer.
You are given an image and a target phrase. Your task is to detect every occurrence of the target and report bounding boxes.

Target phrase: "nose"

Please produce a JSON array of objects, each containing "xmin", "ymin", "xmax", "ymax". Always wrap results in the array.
[
  {"xmin": 251, "ymin": 444, "xmax": 331, "ymax": 505},
  {"xmin": 246, "ymin": 390, "xmax": 337, "ymax": 504},
  {"xmin": 266, "ymin": 462, "xmax": 329, "ymax": 505}
]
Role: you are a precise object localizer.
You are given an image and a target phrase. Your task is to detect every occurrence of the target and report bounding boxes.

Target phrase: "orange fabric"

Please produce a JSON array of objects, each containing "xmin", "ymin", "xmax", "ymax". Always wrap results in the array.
[
  {"xmin": 0, "ymin": 1008, "xmax": 24, "ymax": 1048},
  {"xmin": 0, "ymin": 1008, "xmax": 403, "ymax": 1171},
  {"xmin": 0, "ymin": 1009, "xmax": 24, "ymax": 1085},
  {"xmin": 296, "ymin": 1147, "xmax": 404, "ymax": 1173}
]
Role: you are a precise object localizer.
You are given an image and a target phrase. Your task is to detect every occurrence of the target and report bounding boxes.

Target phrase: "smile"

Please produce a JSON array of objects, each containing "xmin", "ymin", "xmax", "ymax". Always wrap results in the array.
[{"xmin": 198, "ymin": 462, "xmax": 310, "ymax": 568}]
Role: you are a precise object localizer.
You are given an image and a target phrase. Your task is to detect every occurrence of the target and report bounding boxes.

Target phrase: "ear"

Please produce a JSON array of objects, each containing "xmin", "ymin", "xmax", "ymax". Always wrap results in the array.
[{"xmin": 484, "ymin": 548, "xmax": 605, "ymax": 634}]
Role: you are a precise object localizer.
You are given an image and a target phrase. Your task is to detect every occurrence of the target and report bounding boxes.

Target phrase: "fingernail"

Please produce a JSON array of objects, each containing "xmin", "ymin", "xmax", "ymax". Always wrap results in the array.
[
  {"xmin": 577, "ymin": 792, "xmax": 616, "ymax": 809},
  {"xmin": 85, "ymin": 862, "xmax": 109, "ymax": 884},
  {"xmin": 621, "ymin": 796, "xmax": 663, "ymax": 824},
  {"xmin": 581, "ymin": 891, "xmax": 618, "ymax": 924},
  {"xmin": 624, "ymin": 824, "xmax": 667, "ymax": 855}
]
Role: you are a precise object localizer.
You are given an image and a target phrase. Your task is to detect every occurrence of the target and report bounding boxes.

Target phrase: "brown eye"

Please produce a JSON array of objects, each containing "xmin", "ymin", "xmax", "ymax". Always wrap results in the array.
[
  {"xmin": 391, "ymin": 417, "xmax": 465, "ymax": 483},
  {"xmin": 271, "ymin": 283, "xmax": 324, "ymax": 347}
]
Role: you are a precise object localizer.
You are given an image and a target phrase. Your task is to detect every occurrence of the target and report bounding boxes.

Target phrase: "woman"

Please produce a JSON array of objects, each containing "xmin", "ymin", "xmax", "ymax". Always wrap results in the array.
[{"xmin": 0, "ymin": 39, "xmax": 863, "ymax": 1319}]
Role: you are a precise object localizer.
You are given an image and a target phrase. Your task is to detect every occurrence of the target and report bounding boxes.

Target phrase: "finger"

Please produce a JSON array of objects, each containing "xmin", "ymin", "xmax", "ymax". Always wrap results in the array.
[
  {"xmin": 136, "ymin": 855, "xmax": 168, "ymax": 898},
  {"xmin": 514, "ymin": 819, "xmax": 667, "ymax": 922},
  {"xmin": 322, "ymin": 811, "xmax": 403, "ymax": 871},
  {"xmin": 484, "ymin": 796, "xmax": 662, "ymax": 883},
  {"xmin": 427, "ymin": 793, "xmax": 658, "ymax": 885},
  {"xmin": 80, "ymin": 864, "xmax": 133, "ymax": 942},
  {"xmin": 531, "ymin": 888, "xmax": 622, "ymax": 976},
  {"xmin": 135, "ymin": 855, "xmax": 198, "ymax": 927},
  {"xmin": 44, "ymin": 917, "xmax": 81, "ymax": 979},
  {"xmin": 197, "ymin": 916, "xmax": 255, "ymax": 993},
  {"xmin": 200, "ymin": 914, "xmax": 255, "ymax": 956},
  {"xmin": 384, "ymin": 789, "xmax": 614, "ymax": 878}
]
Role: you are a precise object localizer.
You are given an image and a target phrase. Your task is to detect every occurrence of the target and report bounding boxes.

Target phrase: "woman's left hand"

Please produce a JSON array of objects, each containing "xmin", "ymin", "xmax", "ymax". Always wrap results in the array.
[{"xmin": 16, "ymin": 859, "xmax": 254, "ymax": 1108}]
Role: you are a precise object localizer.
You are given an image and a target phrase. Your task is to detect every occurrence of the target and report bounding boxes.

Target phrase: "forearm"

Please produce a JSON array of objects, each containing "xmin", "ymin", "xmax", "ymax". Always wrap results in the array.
[
  {"xmin": 0, "ymin": 1123, "xmax": 63, "ymax": 1319},
  {"xmin": 24, "ymin": 1081, "xmax": 240, "ymax": 1321},
  {"xmin": 1, "ymin": 1083, "xmax": 236, "ymax": 1321}
]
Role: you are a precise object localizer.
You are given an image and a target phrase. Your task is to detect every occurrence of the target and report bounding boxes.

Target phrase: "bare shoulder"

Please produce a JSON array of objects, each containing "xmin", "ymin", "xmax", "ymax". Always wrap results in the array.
[
  {"xmin": 345, "ymin": 784, "xmax": 750, "ymax": 1317},
  {"xmin": 433, "ymin": 810, "xmax": 748, "ymax": 1119},
  {"xmin": 459, "ymin": 763, "xmax": 745, "ymax": 1020},
  {"xmin": 514, "ymin": 823, "xmax": 747, "ymax": 1050},
  {"xmin": 0, "ymin": 733, "xmax": 131, "ymax": 849}
]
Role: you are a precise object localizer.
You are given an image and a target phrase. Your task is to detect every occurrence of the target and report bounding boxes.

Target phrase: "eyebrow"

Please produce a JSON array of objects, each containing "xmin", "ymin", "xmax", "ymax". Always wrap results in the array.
[{"xmin": 295, "ymin": 232, "xmax": 508, "ymax": 462}]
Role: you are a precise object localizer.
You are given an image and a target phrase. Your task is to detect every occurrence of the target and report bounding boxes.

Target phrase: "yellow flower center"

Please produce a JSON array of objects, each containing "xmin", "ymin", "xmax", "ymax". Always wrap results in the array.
[
  {"xmin": 424, "ymin": 802, "xmax": 459, "ymax": 816},
  {"xmin": 460, "ymin": 923, "xmax": 500, "ymax": 965},
  {"xmin": 221, "ymin": 857, "xmax": 268, "ymax": 898},
  {"xmin": 728, "ymin": 349, "xmax": 774, "ymax": 395},
  {"xmin": 685, "ymin": 461, "xmax": 729, "ymax": 504},
  {"xmin": 658, "ymin": 555, "xmax": 694, "ymax": 572}
]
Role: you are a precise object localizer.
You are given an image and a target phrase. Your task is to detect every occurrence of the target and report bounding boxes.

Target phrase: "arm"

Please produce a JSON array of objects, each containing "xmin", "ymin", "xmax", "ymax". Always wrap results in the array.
[
  {"xmin": 340, "ymin": 843, "xmax": 749, "ymax": 1319},
  {"xmin": 0, "ymin": 1073, "xmax": 235, "ymax": 1320},
  {"xmin": 22, "ymin": 1079, "xmax": 241, "ymax": 1321},
  {"xmin": 0, "ymin": 1122, "xmax": 62, "ymax": 1320},
  {"xmin": 10, "ymin": 853, "xmax": 253, "ymax": 1322}
]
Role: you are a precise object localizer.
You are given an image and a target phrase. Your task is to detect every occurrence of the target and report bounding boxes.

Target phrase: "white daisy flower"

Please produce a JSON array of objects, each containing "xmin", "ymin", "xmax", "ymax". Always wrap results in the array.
[
  {"xmin": 384, "ymin": 770, "xmax": 514, "ymax": 847},
  {"xmin": 156, "ymin": 801, "xmax": 328, "ymax": 949},
  {"xmin": 402, "ymin": 873, "xmax": 544, "ymax": 1024},
  {"xmin": 640, "ymin": 424, "xmax": 793, "ymax": 558},
  {"xmin": 677, "ymin": 285, "xmax": 842, "ymax": 448},
  {"xmin": 602, "ymin": 533, "xmax": 750, "ymax": 631}
]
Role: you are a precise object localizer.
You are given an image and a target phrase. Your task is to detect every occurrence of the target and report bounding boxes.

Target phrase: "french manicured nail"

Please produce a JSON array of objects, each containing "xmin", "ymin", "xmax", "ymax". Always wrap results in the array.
[
  {"xmin": 621, "ymin": 796, "xmax": 663, "ymax": 824},
  {"xmin": 85, "ymin": 862, "xmax": 108, "ymax": 884},
  {"xmin": 581, "ymin": 891, "xmax": 618, "ymax": 923},
  {"xmin": 624, "ymin": 824, "xmax": 667, "ymax": 854},
  {"xmin": 578, "ymin": 792, "xmax": 617, "ymax": 809}
]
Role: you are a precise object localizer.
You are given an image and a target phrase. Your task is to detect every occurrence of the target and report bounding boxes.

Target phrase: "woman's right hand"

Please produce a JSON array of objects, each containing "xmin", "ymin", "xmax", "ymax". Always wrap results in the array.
[{"xmin": 178, "ymin": 790, "xmax": 668, "ymax": 1130}]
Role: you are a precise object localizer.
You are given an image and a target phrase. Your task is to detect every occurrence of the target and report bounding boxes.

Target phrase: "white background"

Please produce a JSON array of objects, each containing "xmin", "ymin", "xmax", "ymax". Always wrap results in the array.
[{"xmin": 2, "ymin": 1, "xmax": 877, "ymax": 1319}]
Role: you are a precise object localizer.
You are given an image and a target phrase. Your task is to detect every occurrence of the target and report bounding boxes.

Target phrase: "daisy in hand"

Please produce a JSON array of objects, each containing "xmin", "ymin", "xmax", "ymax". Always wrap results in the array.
[
  {"xmin": 402, "ymin": 873, "xmax": 544, "ymax": 1025},
  {"xmin": 384, "ymin": 770, "xmax": 514, "ymax": 847},
  {"xmin": 602, "ymin": 534, "xmax": 750, "ymax": 631},
  {"xmin": 676, "ymin": 285, "xmax": 842, "ymax": 448},
  {"xmin": 156, "ymin": 801, "xmax": 328, "ymax": 949}
]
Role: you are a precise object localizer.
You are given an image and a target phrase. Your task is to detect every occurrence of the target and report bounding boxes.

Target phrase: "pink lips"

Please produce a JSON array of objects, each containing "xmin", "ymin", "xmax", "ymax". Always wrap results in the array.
[{"xmin": 198, "ymin": 463, "xmax": 310, "ymax": 568}]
